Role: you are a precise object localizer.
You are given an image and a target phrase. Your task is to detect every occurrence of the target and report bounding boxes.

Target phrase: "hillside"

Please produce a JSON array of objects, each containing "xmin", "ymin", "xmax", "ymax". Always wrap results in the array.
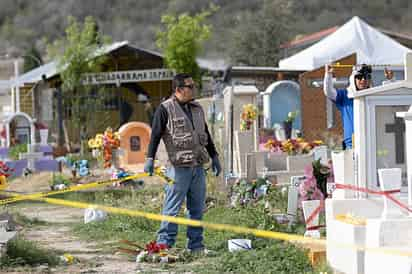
[{"xmin": 1, "ymin": 0, "xmax": 412, "ymax": 65}]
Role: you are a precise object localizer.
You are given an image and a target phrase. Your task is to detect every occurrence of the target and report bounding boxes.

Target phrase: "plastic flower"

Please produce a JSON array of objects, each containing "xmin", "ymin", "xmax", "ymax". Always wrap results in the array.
[
  {"xmin": 240, "ymin": 104, "xmax": 257, "ymax": 131},
  {"xmin": 285, "ymin": 110, "xmax": 299, "ymax": 123},
  {"xmin": 145, "ymin": 241, "xmax": 168, "ymax": 254},
  {"xmin": 88, "ymin": 139, "xmax": 96, "ymax": 148}
]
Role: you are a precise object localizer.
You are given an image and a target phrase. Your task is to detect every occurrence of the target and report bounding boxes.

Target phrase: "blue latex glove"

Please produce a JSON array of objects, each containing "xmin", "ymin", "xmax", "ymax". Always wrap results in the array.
[
  {"xmin": 211, "ymin": 155, "xmax": 221, "ymax": 176},
  {"xmin": 144, "ymin": 158, "xmax": 154, "ymax": 176}
]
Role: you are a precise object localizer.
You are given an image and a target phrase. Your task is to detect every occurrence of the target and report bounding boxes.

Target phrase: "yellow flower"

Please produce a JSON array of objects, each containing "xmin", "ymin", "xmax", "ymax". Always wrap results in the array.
[
  {"xmin": 296, "ymin": 137, "xmax": 304, "ymax": 143},
  {"xmin": 313, "ymin": 140, "xmax": 323, "ymax": 145},
  {"xmin": 95, "ymin": 138, "xmax": 103, "ymax": 148},
  {"xmin": 88, "ymin": 139, "xmax": 96, "ymax": 148},
  {"xmin": 95, "ymin": 134, "xmax": 104, "ymax": 142}
]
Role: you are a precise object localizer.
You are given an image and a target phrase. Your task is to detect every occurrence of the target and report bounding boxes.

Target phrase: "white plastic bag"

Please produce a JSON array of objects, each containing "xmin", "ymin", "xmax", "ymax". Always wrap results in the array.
[
  {"xmin": 84, "ymin": 207, "xmax": 107, "ymax": 224},
  {"xmin": 228, "ymin": 239, "xmax": 252, "ymax": 252}
]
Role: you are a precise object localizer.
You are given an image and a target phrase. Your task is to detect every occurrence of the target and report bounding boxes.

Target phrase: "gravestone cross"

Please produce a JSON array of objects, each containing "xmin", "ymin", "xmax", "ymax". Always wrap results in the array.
[{"xmin": 385, "ymin": 116, "xmax": 405, "ymax": 164}]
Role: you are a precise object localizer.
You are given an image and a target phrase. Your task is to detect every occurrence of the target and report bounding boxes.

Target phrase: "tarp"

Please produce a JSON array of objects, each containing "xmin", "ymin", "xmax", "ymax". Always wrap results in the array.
[{"xmin": 278, "ymin": 16, "xmax": 412, "ymax": 70}]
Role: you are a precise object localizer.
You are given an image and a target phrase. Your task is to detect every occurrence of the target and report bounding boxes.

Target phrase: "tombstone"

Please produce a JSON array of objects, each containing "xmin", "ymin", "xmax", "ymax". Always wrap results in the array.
[
  {"xmin": 287, "ymin": 175, "xmax": 305, "ymax": 220},
  {"xmin": 0, "ymin": 112, "xmax": 35, "ymax": 147},
  {"xmin": 326, "ymin": 52, "xmax": 412, "ymax": 274},
  {"xmin": 353, "ymin": 66, "xmax": 412, "ymax": 192},
  {"xmin": 377, "ymin": 168, "xmax": 403, "ymax": 219},
  {"xmin": 262, "ymin": 80, "xmax": 302, "ymax": 130},
  {"xmin": 223, "ymin": 85, "xmax": 259, "ymax": 177},
  {"xmin": 118, "ymin": 122, "xmax": 151, "ymax": 167},
  {"xmin": 302, "ymin": 200, "xmax": 321, "ymax": 238}
]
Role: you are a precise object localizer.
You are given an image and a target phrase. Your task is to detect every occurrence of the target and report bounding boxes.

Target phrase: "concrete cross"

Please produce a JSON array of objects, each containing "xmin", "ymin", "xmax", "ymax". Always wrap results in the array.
[{"xmin": 385, "ymin": 116, "xmax": 405, "ymax": 164}]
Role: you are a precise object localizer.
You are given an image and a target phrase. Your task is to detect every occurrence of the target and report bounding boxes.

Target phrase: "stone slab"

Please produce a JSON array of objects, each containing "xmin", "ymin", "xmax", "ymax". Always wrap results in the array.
[
  {"xmin": 325, "ymin": 196, "xmax": 410, "ymax": 274},
  {"xmin": 0, "ymin": 231, "xmax": 16, "ymax": 244},
  {"xmin": 286, "ymin": 153, "xmax": 313, "ymax": 171},
  {"xmin": 365, "ymin": 246, "xmax": 412, "ymax": 274}
]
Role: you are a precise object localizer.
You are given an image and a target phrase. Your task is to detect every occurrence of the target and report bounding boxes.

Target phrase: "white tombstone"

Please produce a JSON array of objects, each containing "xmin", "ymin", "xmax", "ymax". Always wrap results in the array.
[
  {"xmin": 353, "ymin": 55, "xmax": 412, "ymax": 193},
  {"xmin": 302, "ymin": 199, "xmax": 321, "ymax": 238},
  {"xmin": 326, "ymin": 52, "xmax": 412, "ymax": 274},
  {"xmin": 377, "ymin": 168, "xmax": 403, "ymax": 219},
  {"xmin": 1, "ymin": 112, "xmax": 36, "ymax": 147},
  {"xmin": 223, "ymin": 85, "xmax": 259, "ymax": 177},
  {"xmin": 331, "ymin": 149, "xmax": 356, "ymax": 199},
  {"xmin": 287, "ymin": 175, "xmax": 305, "ymax": 221}
]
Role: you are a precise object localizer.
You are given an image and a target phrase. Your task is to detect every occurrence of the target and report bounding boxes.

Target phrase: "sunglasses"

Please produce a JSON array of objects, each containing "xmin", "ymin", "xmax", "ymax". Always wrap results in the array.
[
  {"xmin": 180, "ymin": 84, "xmax": 195, "ymax": 89},
  {"xmin": 355, "ymin": 74, "xmax": 371, "ymax": 80}
]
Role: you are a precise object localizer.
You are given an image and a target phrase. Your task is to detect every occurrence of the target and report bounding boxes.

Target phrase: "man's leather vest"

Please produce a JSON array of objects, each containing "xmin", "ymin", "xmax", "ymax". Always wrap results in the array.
[{"xmin": 161, "ymin": 97, "xmax": 209, "ymax": 167}]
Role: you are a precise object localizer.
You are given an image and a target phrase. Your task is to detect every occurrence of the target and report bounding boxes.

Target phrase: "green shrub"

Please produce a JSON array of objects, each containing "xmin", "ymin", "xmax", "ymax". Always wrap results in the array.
[
  {"xmin": 49, "ymin": 173, "xmax": 72, "ymax": 188},
  {"xmin": 212, "ymin": 242, "xmax": 312, "ymax": 274},
  {"xmin": 8, "ymin": 144, "xmax": 27, "ymax": 160},
  {"xmin": 0, "ymin": 238, "xmax": 60, "ymax": 267}
]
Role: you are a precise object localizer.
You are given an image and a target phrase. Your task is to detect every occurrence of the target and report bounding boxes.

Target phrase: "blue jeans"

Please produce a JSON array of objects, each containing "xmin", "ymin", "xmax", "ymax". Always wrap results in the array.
[{"xmin": 157, "ymin": 166, "xmax": 206, "ymax": 250}]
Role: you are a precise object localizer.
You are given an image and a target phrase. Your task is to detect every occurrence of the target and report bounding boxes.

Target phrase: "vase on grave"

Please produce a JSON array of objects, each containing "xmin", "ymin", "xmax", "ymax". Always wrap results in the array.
[
  {"xmin": 92, "ymin": 149, "xmax": 100, "ymax": 158},
  {"xmin": 283, "ymin": 121, "xmax": 292, "ymax": 140},
  {"xmin": 39, "ymin": 129, "xmax": 48, "ymax": 145},
  {"xmin": 377, "ymin": 168, "xmax": 403, "ymax": 219},
  {"xmin": 302, "ymin": 199, "xmax": 321, "ymax": 238}
]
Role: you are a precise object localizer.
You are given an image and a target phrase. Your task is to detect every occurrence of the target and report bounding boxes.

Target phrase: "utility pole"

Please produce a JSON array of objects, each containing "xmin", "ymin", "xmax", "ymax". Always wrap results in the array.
[{"xmin": 14, "ymin": 59, "xmax": 20, "ymax": 112}]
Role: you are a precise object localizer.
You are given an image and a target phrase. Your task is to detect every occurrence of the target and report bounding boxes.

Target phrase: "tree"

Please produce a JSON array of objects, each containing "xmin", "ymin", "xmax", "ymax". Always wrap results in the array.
[
  {"xmin": 23, "ymin": 46, "xmax": 43, "ymax": 73},
  {"xmin": 48, "ymin": 16, "xmax": 110, "ymax": 151},
  {"xmin": 156, "ymin": 5, "xmax": 217, "ymax": 83},
  {"xmin": 229, "ymin": 0, "xmax": 295, "ymax": 66}
]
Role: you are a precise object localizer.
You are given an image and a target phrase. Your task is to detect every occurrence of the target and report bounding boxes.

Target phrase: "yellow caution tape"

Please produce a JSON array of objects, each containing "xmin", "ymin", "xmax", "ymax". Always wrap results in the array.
[
  {"xmin": 0, "ymin": 168, "xmax": 172, "ymax": 206},
  {"xmin": 331, "ymin": 63, "xmax": 403, "ymax": 68},
  {"xmin": 4, "ymin": 191, "xmax": 412, "ymax": 258},
  {"xmin": 2, "ymin": 171, "xmax": 412, "ymax": 258}
]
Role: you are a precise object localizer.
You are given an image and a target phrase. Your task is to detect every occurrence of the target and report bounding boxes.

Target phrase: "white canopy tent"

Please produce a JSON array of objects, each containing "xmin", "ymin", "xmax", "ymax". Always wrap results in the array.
[{"xmin": 279, "ymin": 16, "xmax": 412, "ymax": 71}]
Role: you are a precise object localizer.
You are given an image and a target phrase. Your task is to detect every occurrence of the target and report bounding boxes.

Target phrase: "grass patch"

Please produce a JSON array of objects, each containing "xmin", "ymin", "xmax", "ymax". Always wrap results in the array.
[
  {"xmin": 0, "ymin": 237, "xmax": 60, "ymax": 267},
  {"xmin": 66, "ymin": 180, "xmax": 329, "ymax": 273}
]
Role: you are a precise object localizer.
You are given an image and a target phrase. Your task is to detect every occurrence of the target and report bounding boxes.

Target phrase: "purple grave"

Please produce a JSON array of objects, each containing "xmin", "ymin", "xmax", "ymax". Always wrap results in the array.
[
  {"xmin": 34, "ymin": 159, "xmax": 59, "ymax": 172},
  {"xmin": 5, "ymin": 159, "xmax": 28, "ymax": 177},
  {"xmin": 0, "ymin": 148, "xmax": 9, "ymax": 159}
]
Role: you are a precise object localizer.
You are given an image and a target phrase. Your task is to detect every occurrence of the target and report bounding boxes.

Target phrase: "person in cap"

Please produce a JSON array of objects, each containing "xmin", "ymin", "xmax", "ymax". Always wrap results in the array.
[
  {"xmin": 144, "ymin": 73, "xmax": 221, "ymax": 253},
  {"xmin": 323, "ymin": 64, "xmax": 372, "ymax": 149}
]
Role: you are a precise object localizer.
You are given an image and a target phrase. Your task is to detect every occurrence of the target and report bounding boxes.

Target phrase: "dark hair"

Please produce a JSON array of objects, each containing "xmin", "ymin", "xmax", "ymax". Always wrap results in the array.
[
  {"xmin": 172, "ymin": 73, "xmax": 192, "ymax": 91},
  {"xmin": 356, "ymin": 64, "xmax": 372, "ymax": 76}
]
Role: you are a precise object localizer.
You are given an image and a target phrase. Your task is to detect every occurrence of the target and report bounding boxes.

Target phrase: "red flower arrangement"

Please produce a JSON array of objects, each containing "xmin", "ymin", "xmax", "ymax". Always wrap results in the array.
[{"xmin": 145, "ymin": 241, "xmax": 168, "ymax": 254}]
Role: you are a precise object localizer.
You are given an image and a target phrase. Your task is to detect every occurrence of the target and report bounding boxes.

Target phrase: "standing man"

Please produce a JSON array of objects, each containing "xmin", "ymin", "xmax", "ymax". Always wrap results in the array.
[
  {"xmin": 144, "ymin": 73, "xmax": 221, "ymax": 253},
  {"xmin": 323, "ymin": 64, "xmax": 372, "ymax": 149}
]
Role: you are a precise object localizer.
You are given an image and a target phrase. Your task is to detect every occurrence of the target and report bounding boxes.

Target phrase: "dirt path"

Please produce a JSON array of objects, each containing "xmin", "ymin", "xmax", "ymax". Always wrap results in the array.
[
  {"xmin": 2, "ymin": 172, "xmax": 169, "ymax": 274},
  {"xmin": 11, "ymin": 203, "xmax": 138, "ymax": 274}
]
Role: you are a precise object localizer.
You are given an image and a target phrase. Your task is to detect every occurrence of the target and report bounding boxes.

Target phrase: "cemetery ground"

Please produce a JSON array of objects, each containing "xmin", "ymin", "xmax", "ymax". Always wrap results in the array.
[{"xmin": 0, "ymin": 171, "xmax": 332, "ymax": 274}]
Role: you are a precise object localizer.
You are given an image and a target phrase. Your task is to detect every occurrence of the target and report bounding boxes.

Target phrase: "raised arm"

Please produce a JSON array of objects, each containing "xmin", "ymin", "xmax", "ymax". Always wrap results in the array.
[{"xmin": 323, "ymin": 64, "xmax": 337, "ymax": 101}]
